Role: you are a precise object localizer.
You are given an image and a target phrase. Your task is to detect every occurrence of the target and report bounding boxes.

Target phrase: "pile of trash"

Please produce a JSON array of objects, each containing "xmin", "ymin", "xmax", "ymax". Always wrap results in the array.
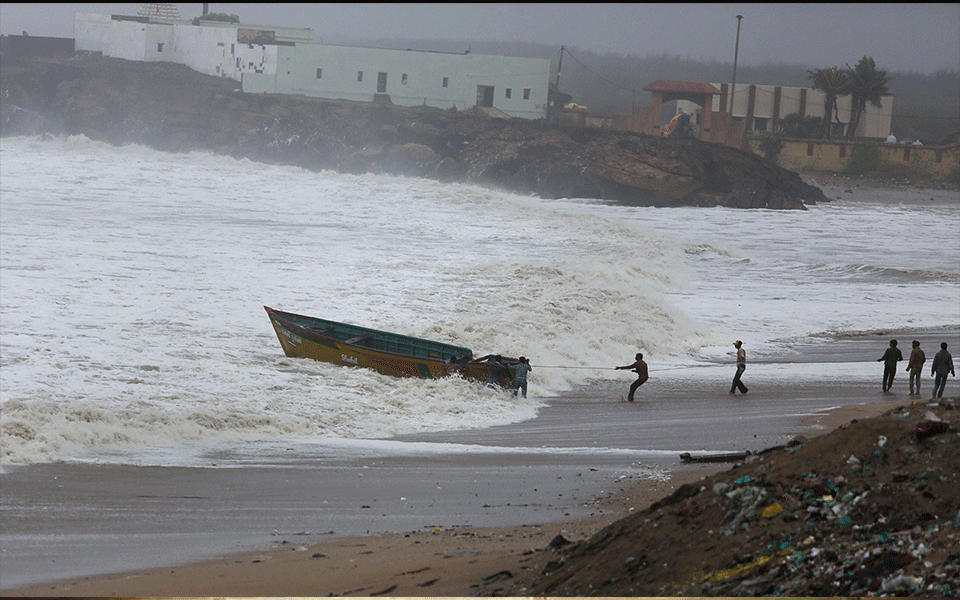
[{"xmin": 505, "ymin": 400, "xmax": 959, "ymax": 597}]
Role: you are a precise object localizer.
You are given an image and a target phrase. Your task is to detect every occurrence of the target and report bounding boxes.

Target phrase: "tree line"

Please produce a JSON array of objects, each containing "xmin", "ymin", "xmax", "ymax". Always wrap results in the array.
[{"xmin": 808, "ymin": 57, "xmax": 891, "ymax": 141}]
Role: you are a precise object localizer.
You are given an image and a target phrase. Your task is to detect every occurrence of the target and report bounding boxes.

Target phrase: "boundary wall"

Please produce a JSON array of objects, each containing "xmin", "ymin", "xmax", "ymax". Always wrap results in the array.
[{"xmin": 748, "ymin": 137, "xmax": 959, "ymax": 179}]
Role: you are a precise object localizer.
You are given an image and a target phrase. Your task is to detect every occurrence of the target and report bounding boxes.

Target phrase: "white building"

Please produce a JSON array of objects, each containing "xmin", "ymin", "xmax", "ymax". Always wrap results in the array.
[
  {"xmin": 676, "ymin": 82, "xmax": 893, "ymax": 140},
  {"xmin": 74, "ymin": 11, "xmax": 550, "ymax": 119}
]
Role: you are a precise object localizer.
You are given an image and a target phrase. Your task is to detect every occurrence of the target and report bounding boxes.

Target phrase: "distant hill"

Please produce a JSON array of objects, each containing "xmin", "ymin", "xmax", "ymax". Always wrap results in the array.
[{"xmin": 343, "ymin": 37, "xmax": 960, "ymax": 144}]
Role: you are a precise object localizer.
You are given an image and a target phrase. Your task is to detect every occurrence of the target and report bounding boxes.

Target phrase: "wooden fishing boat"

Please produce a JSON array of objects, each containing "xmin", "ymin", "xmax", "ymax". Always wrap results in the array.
[{"xmin": 264, "ymin": 306, "xmax": 515, "ymax": 385}]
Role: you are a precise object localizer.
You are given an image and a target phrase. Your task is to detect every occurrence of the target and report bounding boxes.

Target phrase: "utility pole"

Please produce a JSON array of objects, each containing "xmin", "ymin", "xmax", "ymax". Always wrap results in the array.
[
  {"xmin": 728, "ymin": 15, "xmax": 743, "ymax": 116},
  {"xmin": 552, "ymin": 45, "xmax": 565, "ymax": 121}
]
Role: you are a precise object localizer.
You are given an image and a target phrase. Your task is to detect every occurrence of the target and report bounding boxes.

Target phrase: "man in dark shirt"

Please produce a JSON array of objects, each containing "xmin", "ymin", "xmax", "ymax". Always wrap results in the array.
[
  {"xmin": 877, "ymin": 339, "xmax": 903, "ymax": 393},
  {"xmin": 931, "ymin": 342, "xmax": 955, "ymax": 399},
  {"xmin": 616, "ymin": 353, "xmax": 649, "ymax": 402},
  {"xmin": 906, "ymin": 340, "xmax": 925, "ymax": 395}
]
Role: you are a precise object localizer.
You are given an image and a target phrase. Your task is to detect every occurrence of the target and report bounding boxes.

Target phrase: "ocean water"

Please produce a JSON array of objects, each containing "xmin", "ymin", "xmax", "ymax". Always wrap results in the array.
[{"xmin": 2, "ymin": 135, "xmax": 958, "ymax": 466}]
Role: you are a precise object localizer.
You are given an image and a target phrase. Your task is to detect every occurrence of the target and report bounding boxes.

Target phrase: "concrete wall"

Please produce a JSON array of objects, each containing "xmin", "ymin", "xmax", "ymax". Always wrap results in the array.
[
  {"xmin": 0, "ymin": 34, "xmax": 74, "ymax": 57},
  {"xmin": 751, "ymin": 138, "xmax": 959, "ymax": 178},
  {"xmin": 244, "ymin": 43, "xmax": 549, "ymax": 119}
]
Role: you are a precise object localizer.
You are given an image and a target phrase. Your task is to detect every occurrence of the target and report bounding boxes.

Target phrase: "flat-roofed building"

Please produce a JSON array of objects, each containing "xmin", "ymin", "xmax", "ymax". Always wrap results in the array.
[
  {"xmin": 74, "ymin": 11, "xmax": 549, "ymax": 119},
  {"xmin": 675, "ymin": 82, "xmax": 892, "ymax": 140}
]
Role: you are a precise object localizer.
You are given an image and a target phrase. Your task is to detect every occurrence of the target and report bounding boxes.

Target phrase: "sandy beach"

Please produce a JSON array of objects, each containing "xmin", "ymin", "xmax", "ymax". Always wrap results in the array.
[
  {"xmin": 2, "ymin": 398, "xmax": 910, "ymax": 597},
  {"xmin": 4, "ymin": 325, "xmax": 956, "ymax": 596}
]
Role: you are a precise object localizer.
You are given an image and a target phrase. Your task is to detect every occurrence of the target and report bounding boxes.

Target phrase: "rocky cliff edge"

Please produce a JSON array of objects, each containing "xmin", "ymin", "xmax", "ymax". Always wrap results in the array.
[{"xmin": 1, "ymin": 53, "xmax": 828, "ymax": 209}]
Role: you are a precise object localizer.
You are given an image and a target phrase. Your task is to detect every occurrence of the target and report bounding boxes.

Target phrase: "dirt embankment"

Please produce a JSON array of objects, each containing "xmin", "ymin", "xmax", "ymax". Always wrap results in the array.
[
  {"xmin": 495, "ymin": 402, "xmax": 959, "ymax": 597},
  {"xmin": 1, "ymin": 52, "xmax": 828, "ymax": 209}
]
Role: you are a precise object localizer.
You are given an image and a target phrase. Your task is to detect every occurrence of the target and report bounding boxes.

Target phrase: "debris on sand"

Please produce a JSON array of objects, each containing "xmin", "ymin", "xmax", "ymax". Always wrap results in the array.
[{"xmin": 500, "ymin": 400, "xmax": 959, "ymax": 597}]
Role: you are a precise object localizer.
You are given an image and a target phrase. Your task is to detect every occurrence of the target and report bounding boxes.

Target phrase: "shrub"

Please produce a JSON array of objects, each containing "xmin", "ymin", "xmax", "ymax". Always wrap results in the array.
[
  {"xmin": 778, "ymin": 114, "xmax": 822, "ymax": 139},
  {"xmin": 844, "ymin": 142, "xmax": 882, "ymax": 175},
  {"xmin": 947, "ymin": 166, "xmax": 960, "ymax": 185},
  {"xmin": 673, "ymin": 113, "xmax": 695, "ymax": 139},
  {"xmin": 757, "ymin": 129, "xmax": 785, "ymax": 162},
  {"xmin": 939, "ymin": 130, "xmax": 959, "ymax": 145}
]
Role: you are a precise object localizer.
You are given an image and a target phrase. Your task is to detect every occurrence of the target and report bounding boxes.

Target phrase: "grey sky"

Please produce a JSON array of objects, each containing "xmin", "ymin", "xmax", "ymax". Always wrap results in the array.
[{"xmin": 2, "ymin": 3, "xmax": 957, "ymax": 74}]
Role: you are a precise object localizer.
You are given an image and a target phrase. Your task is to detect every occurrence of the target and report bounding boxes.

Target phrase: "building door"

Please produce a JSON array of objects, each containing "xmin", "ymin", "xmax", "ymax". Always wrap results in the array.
[
  {"xmin": 378, "ymin": 72, "xmax": 388, "ymax": 93},
  {"xmin": 476, "ymin": 85, "xmax": 494, "ymax": 107}
]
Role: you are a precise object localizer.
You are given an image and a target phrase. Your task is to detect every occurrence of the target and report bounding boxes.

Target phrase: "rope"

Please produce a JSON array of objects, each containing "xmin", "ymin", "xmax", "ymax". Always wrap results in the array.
[
  {"xmin": 535, "ymin": 365, "xmax": 616, "ymax": 370},
  {"xmin": 533, "ymin": 364, "xmax": 693, "ymax": 372}
]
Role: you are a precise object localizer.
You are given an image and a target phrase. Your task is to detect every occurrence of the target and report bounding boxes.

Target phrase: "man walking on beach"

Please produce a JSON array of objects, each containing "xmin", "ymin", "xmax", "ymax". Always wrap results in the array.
[
  {"xmin": 906, "ymin": 340, "xmax": 926, "ymax": 395},
  {"xmin": 877, "ymin": 339, "xmax": 903, "ymax": 393},
  {"xmin": 931, "ymin": 342, "xmax": 955, "ymax": 399},
  {"xmin": 616, "ymin": 353, "xmax": 648, "ymax": 402},
  {"xmin": 730, "ymin": 340, "xmax": 748, "ymax": 395}
]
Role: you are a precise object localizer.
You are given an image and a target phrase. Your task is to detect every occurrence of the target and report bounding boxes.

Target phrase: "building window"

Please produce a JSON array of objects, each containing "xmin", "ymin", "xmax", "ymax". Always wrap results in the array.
[
  {"xmin": 401, "ymin": 74, "xmax": 408, "ymax": 85},
  {"xmin": 316, "ymin": 68, "xmax": 322, "ymax": 79},
  {"xmin": 523, "ymin": 88, "xmax": 531, "ymax": 100},
  {"xmin": 505, "ymin": 88, "xmax": 512, "ymax": 99},
  {"xmin": 157, "ymin": 43, "xmax": 164, "ymax": 52},
  {"xmin": 754, "ymin": 117, "xmax": 768, "ymax": 132},
  {"xmin": 357, "ymin": 71, "xmax": 363, "ymax": 82},
  {"xmin": 442, "ymin": 77, "xmax": 449, "ymax": 88}
]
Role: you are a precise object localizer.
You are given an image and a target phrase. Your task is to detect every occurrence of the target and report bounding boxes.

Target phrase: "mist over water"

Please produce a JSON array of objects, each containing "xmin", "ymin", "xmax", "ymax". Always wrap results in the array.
[{"xmin": 2, "ymin": 135, "xmax": 958, "ymax": 465}]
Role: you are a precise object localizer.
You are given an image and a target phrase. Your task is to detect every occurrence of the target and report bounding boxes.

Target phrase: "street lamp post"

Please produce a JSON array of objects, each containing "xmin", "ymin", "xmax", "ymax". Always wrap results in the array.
[{"xmin": 728, "ymin": 15, "xmax": 743, "ymax": 117}]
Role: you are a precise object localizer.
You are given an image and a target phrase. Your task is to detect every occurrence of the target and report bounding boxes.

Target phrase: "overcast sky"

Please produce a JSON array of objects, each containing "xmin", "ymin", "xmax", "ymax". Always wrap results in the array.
[{"xmin": 2, "ymin": 3, "xmax": 957, "ymax": 74}]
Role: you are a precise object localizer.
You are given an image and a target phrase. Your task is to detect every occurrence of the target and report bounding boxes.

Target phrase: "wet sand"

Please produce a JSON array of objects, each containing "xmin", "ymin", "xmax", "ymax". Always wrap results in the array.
[{"xmin": 2, "ymin": 330, "xmax": 957, "ymax": 596}]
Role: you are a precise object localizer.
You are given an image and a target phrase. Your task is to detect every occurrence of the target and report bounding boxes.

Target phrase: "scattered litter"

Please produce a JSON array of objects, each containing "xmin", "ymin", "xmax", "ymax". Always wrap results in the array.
[{"xmin": 504, "ymin": 401, "xmax": 959, "ymax": 597}]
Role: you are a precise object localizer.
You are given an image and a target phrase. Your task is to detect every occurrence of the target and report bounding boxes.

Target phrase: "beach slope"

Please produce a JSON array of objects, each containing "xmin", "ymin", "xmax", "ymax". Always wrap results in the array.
[{"xmin": 6, "ymin": 398, "xmax": 957, "ymax": 597}]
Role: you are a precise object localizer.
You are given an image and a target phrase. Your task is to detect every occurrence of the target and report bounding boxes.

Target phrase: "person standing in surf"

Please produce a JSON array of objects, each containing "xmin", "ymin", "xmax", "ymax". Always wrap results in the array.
[
  {"xmin": 474, "ymin": 355, "xmax": 509, "ymax": 389},
  {"xmin": 616, "ymin": 353, "xmax": 648, "ymax": 402},
  {"xmin": 877, "ymin": 339, "xmax": 903, "ymax": 393},
  {"xmin": 510, "ymin": 356, "xmax": 532, "ymax": 398},
  {"xmin": 730, "ymin": 340, "xmax": 748, "ymax": 395}
]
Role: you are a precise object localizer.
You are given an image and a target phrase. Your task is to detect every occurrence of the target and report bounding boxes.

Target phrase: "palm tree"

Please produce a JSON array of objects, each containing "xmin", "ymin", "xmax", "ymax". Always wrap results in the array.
[
  {"xmin": 844, "ymin": 56, "xmax": 892, "ymax": 140},
  {"xmin": 807, "ymin": 66, "xmax": 848, "ymax": 140}
]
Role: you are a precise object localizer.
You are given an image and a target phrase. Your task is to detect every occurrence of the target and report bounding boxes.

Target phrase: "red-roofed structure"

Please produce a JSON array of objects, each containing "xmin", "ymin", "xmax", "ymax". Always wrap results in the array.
[
  {"xmin": 642, "ymin": 81, "xmax": 722, "ymax": 98},
  {"xmin": 642, "ymin": 81, "xmax": 722, "ymax": 140}
]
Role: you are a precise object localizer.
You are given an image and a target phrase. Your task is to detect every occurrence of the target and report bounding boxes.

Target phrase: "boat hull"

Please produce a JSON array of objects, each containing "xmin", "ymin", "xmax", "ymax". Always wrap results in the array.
[{"xmin": 264, "ymin": 306, "xmax": 513, "ymax": 386}]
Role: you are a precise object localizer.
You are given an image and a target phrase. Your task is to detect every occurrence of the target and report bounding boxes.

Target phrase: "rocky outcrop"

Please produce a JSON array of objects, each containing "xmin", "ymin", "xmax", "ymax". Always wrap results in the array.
[{"xmin": 1, "ymin": 52, "xmax": 828, "ymax": 209}]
